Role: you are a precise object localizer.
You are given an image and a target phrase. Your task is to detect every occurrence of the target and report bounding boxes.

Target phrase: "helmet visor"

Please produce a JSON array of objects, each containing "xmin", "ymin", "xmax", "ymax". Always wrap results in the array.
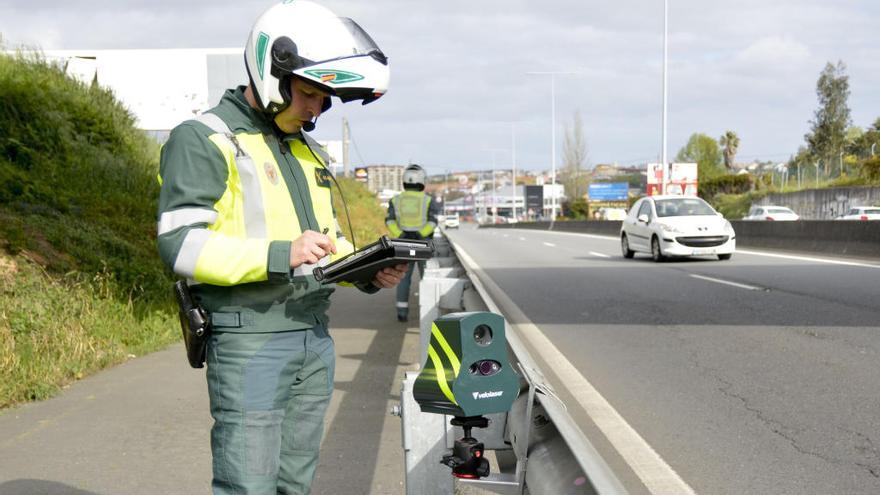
[{"xmin": 297, "ymin": 17, "xmax": 385, "ymax": 65}]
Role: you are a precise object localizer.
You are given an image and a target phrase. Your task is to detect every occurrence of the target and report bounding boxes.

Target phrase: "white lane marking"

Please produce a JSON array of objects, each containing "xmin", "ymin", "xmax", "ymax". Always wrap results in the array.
[
  {"xmin": 543, "ymin": 242, "xmax": 556, "ymax": 247},
  {"xmin": 502, "ymin": 234, "xmax": 509, "ymax": 238},
  {"xmin": 454, "ymin": 243, "xmax": 697, "ymax": 495},
  {"xmin": 689, "ymin": 274, "xmax": 765, "ymax": 291},
  {"xmin": 519, "ymin": 237, "xmax": 527, "ymax": 241},
  {"xmin": 737, "ymin": 249, "xmax": 880, "ymax": 269},
  {"xmin": 589, "ymin": 251, "xmax": 611, "ymax": 258}
]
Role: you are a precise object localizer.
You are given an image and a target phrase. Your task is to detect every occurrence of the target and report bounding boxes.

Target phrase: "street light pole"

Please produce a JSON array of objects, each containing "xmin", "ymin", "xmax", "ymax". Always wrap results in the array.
[
  {"xmin": 444, "ymin": 170, "xmax": 449, "ymax": 216},
  {"xmin": 512, "ymin": 123, "xmax": 518, "ymax": 221},
  {"xmin": 872, "ymin": 143, "xmax": 877, "ymax": 157},
  {"xmin": 491, "ymin": 151, "xmax": 497, "ymax": 224},
  {"xmin": 661, "ymin": 0, "xmax": 669, "ymax": 195},
  {"xmin": 551, "ymin": 75, "xmax": 556, "ymax": 219},
  {"xmin": 840, "ymin": 151, "xmax": 845, "ymax": 176},
  {"xmin": 526, "ymin": 71, "xmax": 581, "ymax": 220}
]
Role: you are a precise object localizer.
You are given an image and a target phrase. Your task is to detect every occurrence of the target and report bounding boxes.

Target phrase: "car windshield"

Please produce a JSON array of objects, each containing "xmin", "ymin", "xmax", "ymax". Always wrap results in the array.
[
  {"xmin": 654, "ymin": 198, "xmax": 715, "ymax": 217},
  {"xmin": 767, "ymin": 208, "xmax": 793, "ymax": 214}
]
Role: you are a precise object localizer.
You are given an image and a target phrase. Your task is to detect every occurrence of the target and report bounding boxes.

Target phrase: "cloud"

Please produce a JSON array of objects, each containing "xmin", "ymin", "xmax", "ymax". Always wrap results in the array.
[
  {"xmin": 733, "ymin": 36, "xmax": 811, "ymax": 74},
  {"xmin": 2, "ymin": 0, "xmax": 879, "ymax": 170}
]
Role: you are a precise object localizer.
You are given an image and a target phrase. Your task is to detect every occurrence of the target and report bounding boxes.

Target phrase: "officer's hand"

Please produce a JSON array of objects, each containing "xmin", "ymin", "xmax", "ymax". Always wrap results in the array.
[
  {"xmin": 290, "ymin": 230, "xmax": 337, "ymax": 268},
  {"xmin": 372, "ymin": 263, "xmax": 409, "ymax": 289}
]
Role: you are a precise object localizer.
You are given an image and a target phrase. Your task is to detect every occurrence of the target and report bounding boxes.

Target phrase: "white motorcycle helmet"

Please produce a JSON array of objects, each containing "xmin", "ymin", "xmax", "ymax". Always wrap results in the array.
[
  {"xmin": 402, "ymin": 164, "xmax": 426, "ymax": 191},
  {"xmin": 245, "ymin": 0, "xmax": 390, "ymax": 116}
]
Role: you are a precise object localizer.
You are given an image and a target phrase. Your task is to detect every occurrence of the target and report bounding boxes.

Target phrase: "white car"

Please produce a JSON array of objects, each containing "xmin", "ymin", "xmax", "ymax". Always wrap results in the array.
[
  {"xmin": 620, "ymin": 195, "xmax": 736, "ymax": 262},
  {"xmin": 743, "ymin": 205, "xmax": 799, "ymax": 221},
  {"xmin": 835, "ymin": 206, "xmax": 880, "ymax": 221},
  {"xmin": 444, "ymin": 213, "xmax": 460, "ymax": 229}
]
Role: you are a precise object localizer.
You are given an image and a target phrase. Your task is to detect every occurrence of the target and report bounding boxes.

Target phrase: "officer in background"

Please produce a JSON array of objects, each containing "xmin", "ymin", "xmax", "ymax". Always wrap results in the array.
[
  {"xmin": 157, "ymin": 2, "xmax": 406, "ymax": 493},
  {"xmin": 386, "ymin": 164, "xmax": 440, "ymax": 322}
]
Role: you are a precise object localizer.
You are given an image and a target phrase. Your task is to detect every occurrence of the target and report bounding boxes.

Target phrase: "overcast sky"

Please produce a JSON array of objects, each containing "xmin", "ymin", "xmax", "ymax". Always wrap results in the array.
[{"xmin": 2, "ymin": 1, "xmax": 879, "ymax": 175}]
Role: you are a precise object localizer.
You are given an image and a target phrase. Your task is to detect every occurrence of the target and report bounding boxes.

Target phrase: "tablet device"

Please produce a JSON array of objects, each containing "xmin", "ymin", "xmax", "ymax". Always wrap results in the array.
[{"xmin": 313, "ymin": 235, "xmax": 434, "ymax": 285}]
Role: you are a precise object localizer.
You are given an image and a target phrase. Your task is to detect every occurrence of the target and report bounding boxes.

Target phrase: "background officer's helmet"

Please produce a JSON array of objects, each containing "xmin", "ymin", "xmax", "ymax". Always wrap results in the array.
[{"xmin": 402, "ymin": 164, "xmax": 427, "ymax": 191}]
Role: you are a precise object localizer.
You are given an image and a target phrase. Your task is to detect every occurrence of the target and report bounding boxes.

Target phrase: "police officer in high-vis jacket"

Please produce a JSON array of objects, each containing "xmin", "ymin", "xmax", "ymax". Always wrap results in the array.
[
  {"xmin": 156, "ymin": 2, "xmax": 406, "ymax": 493},
  {"xmin": 386, "ymin": 164, "xmax": 440, "ymax": 322}
]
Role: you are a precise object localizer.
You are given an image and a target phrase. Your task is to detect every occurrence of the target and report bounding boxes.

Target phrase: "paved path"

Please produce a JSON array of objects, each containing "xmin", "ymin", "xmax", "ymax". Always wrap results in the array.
[{"xmin": 0, "ymin": 286, "xmax": 419, "ymax": 494}]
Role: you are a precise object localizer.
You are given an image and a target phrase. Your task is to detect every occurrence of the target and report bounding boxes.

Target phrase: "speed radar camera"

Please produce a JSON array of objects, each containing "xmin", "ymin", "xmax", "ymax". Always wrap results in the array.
[
  {"xmin": 413, "ymin": 312, "xmax": 518, "ymax": 416},
  {"xmin": 413, "ymin": 312, "xmax": 519, "ymax": 479}
]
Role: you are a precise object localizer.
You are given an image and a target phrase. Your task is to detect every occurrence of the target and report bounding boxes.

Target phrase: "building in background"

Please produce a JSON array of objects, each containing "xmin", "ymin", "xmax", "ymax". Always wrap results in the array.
[
  {"xmin": 364, "ymin": 165, "xmax": 404, "ymax": 194},
  {"xmin": 37, "ymin": 48, "xmax": 246, "ymax": 142},
  {"xmin": 33, "ymin": 49, "xmax": 348, "ymax": 171}
]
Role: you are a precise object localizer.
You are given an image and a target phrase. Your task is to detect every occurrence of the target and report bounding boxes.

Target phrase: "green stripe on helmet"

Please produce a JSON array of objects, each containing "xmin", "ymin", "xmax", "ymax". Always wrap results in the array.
[{"xmin": 256, "ymin": 32, "xmax": 270, "ymax": 80}]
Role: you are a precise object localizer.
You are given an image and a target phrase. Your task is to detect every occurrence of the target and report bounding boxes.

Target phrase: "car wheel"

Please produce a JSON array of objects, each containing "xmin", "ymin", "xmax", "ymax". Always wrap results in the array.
[
  {"xmin": 651, "ymin": 236, "xmax": 665, "ymax": 262},
  {"xmin": 621, "ymin": 234, "xmax": 634, "ymax": 258},
  {"xmin": 718, "ymin": 253, "xmax": 732, "ymax": 261}
]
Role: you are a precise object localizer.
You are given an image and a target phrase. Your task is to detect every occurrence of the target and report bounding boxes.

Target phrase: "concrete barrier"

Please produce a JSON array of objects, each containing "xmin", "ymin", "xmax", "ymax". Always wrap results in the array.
[
  {"xmin": 730, "ymin": 220, "xmax": 880, "ymax": 258},
  {"xmin": 484, "ymin": 220, "xmax": 880, "ymax": 259}
]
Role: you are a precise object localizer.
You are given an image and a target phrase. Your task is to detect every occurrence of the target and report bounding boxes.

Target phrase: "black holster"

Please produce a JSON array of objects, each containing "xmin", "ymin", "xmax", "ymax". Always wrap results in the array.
[{"xmin": 173, "ymin": 280, "xmax": 211, "ymax": 369}]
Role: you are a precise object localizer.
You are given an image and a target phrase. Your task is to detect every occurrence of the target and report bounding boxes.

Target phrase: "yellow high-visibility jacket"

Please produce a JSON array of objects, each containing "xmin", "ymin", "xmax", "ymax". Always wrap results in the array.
[{"xmin": 157, "ymin": 86, "xmax": 375, "ymax": 332}]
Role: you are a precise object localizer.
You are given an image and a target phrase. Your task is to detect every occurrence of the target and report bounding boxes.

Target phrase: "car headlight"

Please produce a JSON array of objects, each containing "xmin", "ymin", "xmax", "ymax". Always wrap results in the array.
[
  {"xmin": 723, "ymin": 221, "xmax": 734, "ymax": 233},
  {"xmin": 657, "ymin": 223, "xmax": 683, "ymax": 233}
]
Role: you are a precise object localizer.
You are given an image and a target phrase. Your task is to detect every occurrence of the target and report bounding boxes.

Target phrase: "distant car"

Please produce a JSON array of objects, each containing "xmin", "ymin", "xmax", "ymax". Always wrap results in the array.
[
  {"xmin": 743, "ymin": 205, "xmax": 800, "ymax": 221},
  {"xmin": 835, "ymin": 206, "xmax": 880, "ymax": 221},
  {"xmin": 620, "ymin": 195, "xmax": 736, "ymax": 262},
  {"xmin": 597, "ymin": 207, "xmax": 627, "ymax": 221},
  {"xmin": 444, "ymin": 213, "xmax": 460, "ymax": 229}
]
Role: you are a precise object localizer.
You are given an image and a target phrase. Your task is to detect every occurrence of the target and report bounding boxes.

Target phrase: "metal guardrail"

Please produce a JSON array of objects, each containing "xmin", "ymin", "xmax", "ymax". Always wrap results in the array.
[
  {"xmin": 446, "ymin": 233, "xmax": 629, "ymax": 495},
  {"xmin": 397, "ymin": 232, "xmax": 629, "ymax": 495}
]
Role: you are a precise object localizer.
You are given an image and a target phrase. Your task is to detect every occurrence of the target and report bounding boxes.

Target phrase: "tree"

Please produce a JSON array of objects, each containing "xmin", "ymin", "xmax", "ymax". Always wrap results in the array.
[
  {"xmin": 562, "ymin": 110, "xmax": 588, "ymax": 200},
  {"xmin": 805, "ymin": 61, "xmax": 851, "ymax": 175},
  {"xmin": 719, "ymin": 130, "xmax": 740, "ymax": 170},
  {"xmin": 848, "ymin": 117, "xmax": 880, "ymax": 159},
  {"xmin": 675, "ymin": 133, "xmax": 724, "ymax": 179}
]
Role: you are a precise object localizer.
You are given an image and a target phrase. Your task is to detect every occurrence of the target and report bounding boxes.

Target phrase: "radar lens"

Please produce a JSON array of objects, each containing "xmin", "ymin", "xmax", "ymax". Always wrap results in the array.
[
  {"xmin": 473, "ymin": 325, "xmax": 493, "ymax": 346},
  {"xmin": 469, "ymin": 360, "xmax": 501, "ymax": 376}
]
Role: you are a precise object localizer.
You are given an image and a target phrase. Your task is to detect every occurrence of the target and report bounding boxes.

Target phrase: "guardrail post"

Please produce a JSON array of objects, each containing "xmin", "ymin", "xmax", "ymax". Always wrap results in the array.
[{"xmin": 398, "ymin": 371, "xmax": 454, "ymax": 495}]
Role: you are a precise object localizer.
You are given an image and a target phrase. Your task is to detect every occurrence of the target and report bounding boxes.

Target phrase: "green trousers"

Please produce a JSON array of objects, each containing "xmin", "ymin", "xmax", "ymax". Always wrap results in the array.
[
  {"xmin": 206, "ymin": 324, "xmax": 335, "ymax": 495},
  {"xmin": 395, "ymin": 260, "xmax": 425, "ymax": 317}
]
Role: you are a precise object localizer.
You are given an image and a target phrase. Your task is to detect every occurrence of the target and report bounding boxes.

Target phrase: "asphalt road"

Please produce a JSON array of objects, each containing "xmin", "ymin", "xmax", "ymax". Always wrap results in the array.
[{"xmin": 447, "ymin": 224, "xmax": 880, "ymax": 495}]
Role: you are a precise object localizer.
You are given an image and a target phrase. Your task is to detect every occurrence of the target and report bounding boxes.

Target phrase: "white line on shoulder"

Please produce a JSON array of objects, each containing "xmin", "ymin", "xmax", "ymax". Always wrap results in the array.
[
  {"xmin": 454, "ymin": 242, "xmax": 697, "ymax": 495},
  {"xmin": 737, "ymin": 249, "xmax": 880, "ymax": 269}
]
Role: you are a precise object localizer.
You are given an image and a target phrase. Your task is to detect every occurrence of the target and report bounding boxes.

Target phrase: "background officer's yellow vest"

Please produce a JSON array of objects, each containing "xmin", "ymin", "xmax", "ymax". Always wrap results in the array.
[{"xmin": 393, "ymin": 191, "xmax": 430, "ymax": 231}]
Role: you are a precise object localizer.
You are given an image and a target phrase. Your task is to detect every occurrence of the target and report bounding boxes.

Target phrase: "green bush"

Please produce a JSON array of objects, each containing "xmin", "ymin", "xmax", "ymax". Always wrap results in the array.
[
  {"xmin": 859, "ymin": 156, "xmax": 880, "ymax": 183},
  {"xmin": 699, "ymin": 174, "xmax": 752, "ymax": 203},
  {"xmin": 713, "ymin": 191, "xmax": 768, "ymax": 219},
  {"xmin": 562, "ymin": 198, "xmax": 590, "ymax": 219},
  {"xmin": 0, "ymin": 51, "xmax": 168, "ymax": 305}
]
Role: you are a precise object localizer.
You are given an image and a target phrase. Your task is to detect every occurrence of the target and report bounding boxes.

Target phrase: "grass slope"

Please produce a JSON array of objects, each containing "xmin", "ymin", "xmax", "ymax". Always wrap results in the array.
[
  {"xmin": 0, "ymin": 52, "xmax": 389, "ymax": 408},
  {"xmin": 0, "ymin": 52, "xmax": 177, "ymax": 407}
]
